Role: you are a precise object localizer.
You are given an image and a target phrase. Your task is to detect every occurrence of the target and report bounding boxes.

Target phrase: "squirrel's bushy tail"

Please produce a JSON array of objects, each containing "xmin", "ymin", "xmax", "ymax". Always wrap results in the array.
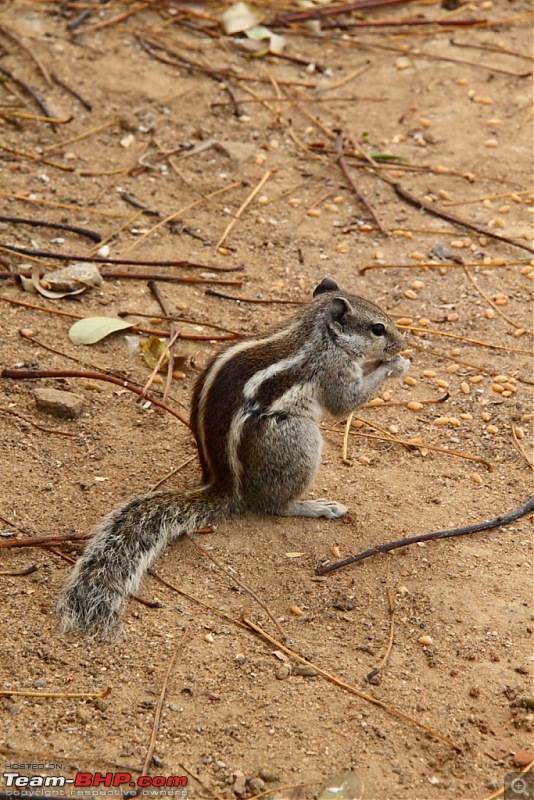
[{"xmin": 57, "ymin": 487, "xmax": 231, "ymax": 637}]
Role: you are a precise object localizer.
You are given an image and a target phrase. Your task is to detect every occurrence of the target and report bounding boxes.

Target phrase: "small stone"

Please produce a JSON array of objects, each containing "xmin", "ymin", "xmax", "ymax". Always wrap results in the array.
[
  {"xmin": 76, "ymin": 707, "xmax": 92, "ymax": 724},
  {"xmin": 33, "ymin": 678, "xmax": 46, "ymax": 689},
  {"xmin": 332, "ymin": 592, "xmax": 356, "ymax": 611},
  {"xmin": 232, "ymin": 770, "xmax": 247, "ymax": 797},
  {"xmin": 293, "ymin": 664, "xmax": 318, "ymax": 677},
  {"xmin": 34, "ymin": 388, "xmax": 84, "ymax": 419}
]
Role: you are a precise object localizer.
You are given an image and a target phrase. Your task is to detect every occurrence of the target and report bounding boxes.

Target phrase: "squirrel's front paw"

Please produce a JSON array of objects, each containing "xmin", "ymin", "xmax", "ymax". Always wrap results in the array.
[{"xmin": 385, "ymin": 355, "xmax": 410, "ymax": 378}]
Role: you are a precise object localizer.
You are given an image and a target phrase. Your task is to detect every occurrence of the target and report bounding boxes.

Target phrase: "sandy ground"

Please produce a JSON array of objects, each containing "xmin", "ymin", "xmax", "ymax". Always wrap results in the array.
[{"xmin": 0, "ymin": 0, "xmax": 533, "ymax": 798}]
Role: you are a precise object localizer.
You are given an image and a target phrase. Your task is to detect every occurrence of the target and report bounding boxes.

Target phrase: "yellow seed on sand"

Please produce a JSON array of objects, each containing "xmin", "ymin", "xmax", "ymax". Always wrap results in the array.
[
  {"xmin": 307, "ymin": 208, "xmax": 321, "ymax": 217},
  {"xmin": 486, "ymin": 424, "xmax": 498, "ymax": 434},
  {"xmin": 435, "ymin": 379, "xmax": 449, "ymax": 389},
  {"xmin": 389, "ymin": 424, "xmax": 399, "ymax": 434},
  {"xmin": 469, "ymin": 375, "xmax": 484, "ymax": 384},
  {"xmin": 447, "ymin": 313, "xmax": 459, "ymax": 322},
  {"xmin": 481, "ymin": 411, "xmax": 491, "ymax": 421},
  {"xmin": 434, "ymin": 417, "xmax": 450, "ymax": 427},
  {"xmin": 438, "ymin": 189, "xmax": 451, "ymax": 200},
  {"xmin": 407, "ymin": 401, "xmax": 423, "ymax": 411},
  {"xmin": 418, "ymin": 635, "xmax": 433, "ymax": 646},
  {"xmin": 472, "ymin": 473, "xmax": 483, "ymax": 484},
  {"xmin": 460, "ymin": 382, "xmax": 470, "ymax": 394},
  {"xmin": 290, "ymin": 605, "xmax": 304, "ymax": 617},
  {"xmin": 418, "ymin": 318, "xmax": 430, "ymax": 327},
  {"xmin": 485, "ymin": 139, "xmax": 498, "ymax": 148},
  {"xmin": 474, "ymin": 96, "xmax": 494, "ymax": 105},
  {"xmin": 492, "ymin": 384, "xmax": 505, "ymax": 394},
  {"xmin": 422, "ymin": 369, "xmax": 436, "ymax": 378},
  {"xmin": 494, "ymin": 374, "xmax": 508, "ymax": 383},
  {"xmin": 484, "ymin": 309, "xmax": 495, "ymax": 319},
  {"xmin": 404, "ymin": 289, "xmax": 418, "ymax": 299},
  {"xmin": 460, "ymin": 413, "xmax": 472, "ymax": 420},
  {"xmin": 368, "ymin": 397, "xmax": 385, "ymax": 407},
  {"xmin": 501, "ymin": 390, "xmax": 512, "ymax": 397},
  {"xmin": 332, "ymin": 546, "xmax": 341, "ymax": 558},
  {"xmin": 288, "ymin": 198, "xmax": 301, "ymax": 207},
  {"xmin": 514, "ymin": 426, "xmax": 525, "ymax": 440},
  {"xmin": 446, "ymin": 363, "xmax": 460, "ymax": 373},
  {"xmin": 397, "ymin": 317, "xmax": 414, "ymax": 326},
  {"xmin": 411, "ymin": 280, "xmax": 425, "ymax": 290},
  {"xmin": 335, "ymin": 243, "xmax": 348, "ymax": 252},
  {"xmin": 404, "ymin": 376, "xmax": 417, "ymax": 386}
]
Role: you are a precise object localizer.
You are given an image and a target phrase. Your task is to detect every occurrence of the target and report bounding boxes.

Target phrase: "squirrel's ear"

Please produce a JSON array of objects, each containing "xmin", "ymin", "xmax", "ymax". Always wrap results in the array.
[
  {"xmin": 313, "ymin": 277, "xmax": 340, "ymax": 297},
  {"xmin": 328, "ymin": 296, "xmax": 353, "ymax": 327}
]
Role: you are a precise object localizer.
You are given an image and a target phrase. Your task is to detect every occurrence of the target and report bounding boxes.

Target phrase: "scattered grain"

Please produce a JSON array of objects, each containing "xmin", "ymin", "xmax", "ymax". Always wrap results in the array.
[
  {"xmin": 407, "ymin": 401, "xmax": 423, "ymax": 411},
  {"xmin": 331, "ymin": 546, "xmax": 341, "ymax": 558},
  {"xmin": 389, "ymin": 424, "xmax": 399, "ymax": 434},
  {"xmin": 484, "ymin": 309, "xmax": 495, "ymax": 319},
  {"xmin": 492, "ymin": 384, "xmax": 505, "ymax": 394},
  {"xmin": 307, "ymin": 208, "xmax": 321, "ymax": 217},
  {"xmin": 472, "ymin": 473, "xmax": 483, "ymax": 484},
  {"xmin": 334, "ymin": 243, "xmax": 348, "ymax": 252},
  {"xmin": 368, "ymin": 397, "xmax": 385, "ymax": 407},
  {"xmin": 446, "ymin": 363, "xmax": 460, "ymax": 373},
  {"xmin": 460, "ymin": 413, "xmax": 472, "ymax": 420},
  {"xmin": 474, "ymin": 96, "xmax": 493, "ymax": 105},
  {"xmin": 486, "ymin": 424, "xmax": 498, "ymax": 434},
  {"xmin": 422, "ymin": 369, "xmax": 436, "ymax": 378},
  {"xmin": 397, "ymin": 317, "xmax": 414, "ymax": 326},
  {"xmin": 494, "ymin": 374, "xmax": 509, "ymax": 383},
  {"xmin": 409, "ymin": 252, "xmax": 425, "ymax": 262},
  {"xmin": 484, "ymin": 139, "xmax": 498, "ymax": 148},
  {"xmin": 435, "ymin": 379, "xmax": 449, "ymax": 388},
  {"xmin": 460, "ymin": 382, "xmax": 470, "ymax": 395},
  {"xmin": 404, "ymin": 376, "xmax": 417, "ymax": 386},
  {"xmin": 288, "ymin": 198, "xmax": 301, "ymax": 207},
  {"xmin": 469, "ymin": 375, "xmax": 484, "ymax": 384},
  {"xmin": 434, "ymin": 417, "xmax": 450, "ymax": 427},
  {"xmin": 447, "ymin": 313, "xmax": 459, "ymax": 322},
  {"xmin": 404, "ymin": 289, "xmax": 418, "ymax": 299},
  {"xmin": 411, "ymin": 280, "xmax": 425, "ymax": 290},
  {"xmin": 418, "ymin": 635, "xmax": 433, "ymax": 646},
  {"xmin": 290, "ymin": 605, "xmax": 304, "ymax": 616},
  {"xmin": 514, "ymin": 426, "xmax": 525, "ymax": 440},
  {"xmin": 481, "ymin": 411, "xmax": 491, "ymax": 421},
  {"xmin": 418, "ymin": 318, "xmax": 430, "ymax": 327},
  {"xmin": 438, "ymin": 189, "xmax": 451, "ymax": 200}
]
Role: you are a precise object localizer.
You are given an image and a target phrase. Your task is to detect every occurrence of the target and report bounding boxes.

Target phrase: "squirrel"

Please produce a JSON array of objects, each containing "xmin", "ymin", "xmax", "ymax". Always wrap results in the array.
[{"xmin": 58, "ymin": 277, "xmax": 410, "ymax": 636}]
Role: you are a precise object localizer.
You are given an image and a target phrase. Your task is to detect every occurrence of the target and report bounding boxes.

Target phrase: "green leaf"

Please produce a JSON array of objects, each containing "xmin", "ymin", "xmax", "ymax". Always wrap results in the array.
[{"xmin": 69, "ymin": 317, "xmax": 134, "ymax": 345}]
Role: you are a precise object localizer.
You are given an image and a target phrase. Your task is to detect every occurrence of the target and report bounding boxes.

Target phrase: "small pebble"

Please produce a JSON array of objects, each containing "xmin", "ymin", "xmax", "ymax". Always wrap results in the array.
[{"xmin": 511, "ymin": 751, "xmax": 534, "ymax": 768}]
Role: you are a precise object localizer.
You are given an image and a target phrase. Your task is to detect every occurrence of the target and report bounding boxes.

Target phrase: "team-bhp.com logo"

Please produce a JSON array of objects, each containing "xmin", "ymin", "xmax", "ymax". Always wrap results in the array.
[{"xmin": 3, "ymin": 772, "xmax": 188, "ymax": 795}]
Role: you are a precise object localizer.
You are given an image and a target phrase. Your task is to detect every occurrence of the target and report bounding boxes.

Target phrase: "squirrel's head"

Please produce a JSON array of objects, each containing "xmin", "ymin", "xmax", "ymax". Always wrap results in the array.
[{"xmin": 312, "ymin": 277, "xmax": 404, "ymax": 365}]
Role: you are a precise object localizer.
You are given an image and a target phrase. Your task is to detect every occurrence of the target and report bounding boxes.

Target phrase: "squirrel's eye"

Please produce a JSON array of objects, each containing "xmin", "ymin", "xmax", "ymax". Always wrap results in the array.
[{"xmin": 370, "ymin": 323, "xmax": 386, "ymax": 336}]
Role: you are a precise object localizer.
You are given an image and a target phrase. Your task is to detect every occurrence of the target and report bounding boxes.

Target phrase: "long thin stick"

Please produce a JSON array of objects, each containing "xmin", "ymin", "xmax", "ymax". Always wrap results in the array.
[
  {"xmin": 335, "ymin": 133, "xmax": 386, "ymax": 233},
  {"xmin": 317, "ymin": 496, "xmax": 534, "ymax": 574},
  {"xmin": 216, "ymin": 170, "xmax": 272, "ymax": 250},
  {"xmin": 393, "ymin": 183, "xmax": 534, "ymax": 254},
  {"xmin": 1, "ymin": 369, "xmax": 190, "ymax": 428}
]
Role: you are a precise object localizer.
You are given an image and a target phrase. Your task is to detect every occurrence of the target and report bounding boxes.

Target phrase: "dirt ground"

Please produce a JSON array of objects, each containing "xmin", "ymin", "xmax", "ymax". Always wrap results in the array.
[{"xmin": 0, "ymin": 0, "xmax": 533, "ymax": 798}]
